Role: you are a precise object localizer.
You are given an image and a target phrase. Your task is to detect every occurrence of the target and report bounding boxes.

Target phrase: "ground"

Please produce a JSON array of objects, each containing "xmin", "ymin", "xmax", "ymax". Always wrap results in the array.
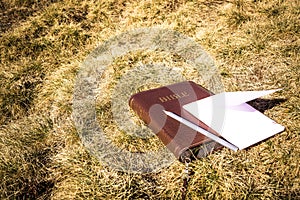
[{"xmin": 0, "ymin": 0, "xmax": 299, "ymax": 199}]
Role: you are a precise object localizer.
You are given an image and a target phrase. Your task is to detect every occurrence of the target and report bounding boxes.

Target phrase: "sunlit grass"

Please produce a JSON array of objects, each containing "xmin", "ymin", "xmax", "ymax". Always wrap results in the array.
[{"xmin": 0, "ymin": 0, "xmax": 299, "ymax": 199}]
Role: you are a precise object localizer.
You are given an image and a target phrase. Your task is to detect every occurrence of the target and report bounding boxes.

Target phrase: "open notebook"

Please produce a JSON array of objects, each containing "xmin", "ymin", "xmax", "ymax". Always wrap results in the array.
[{"xmin": 182, "ymin": 89, "xmax": 285, "ymax": 150}]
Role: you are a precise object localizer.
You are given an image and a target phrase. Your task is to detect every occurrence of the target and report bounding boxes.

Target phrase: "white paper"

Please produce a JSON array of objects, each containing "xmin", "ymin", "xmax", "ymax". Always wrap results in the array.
[{"xmin": 183, "ymin": 89, "xmax": 285, "ymax": 150}]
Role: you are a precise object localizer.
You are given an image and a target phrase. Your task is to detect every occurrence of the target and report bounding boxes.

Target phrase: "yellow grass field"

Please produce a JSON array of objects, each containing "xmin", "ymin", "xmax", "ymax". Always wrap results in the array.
[{"xmin": 0, "ymin": 0, "xmax": 299, "ymax": 199}]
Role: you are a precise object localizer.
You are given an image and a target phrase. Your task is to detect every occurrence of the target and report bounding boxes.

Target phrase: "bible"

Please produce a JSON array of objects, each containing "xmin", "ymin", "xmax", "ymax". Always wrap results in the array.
[
  {"xmin": 129, "ymin": 81, "xmax": 223, "ymax": 161},
  {"xmin": 129, "ymin": 81, "xmax": 285, "ymax": 162}
]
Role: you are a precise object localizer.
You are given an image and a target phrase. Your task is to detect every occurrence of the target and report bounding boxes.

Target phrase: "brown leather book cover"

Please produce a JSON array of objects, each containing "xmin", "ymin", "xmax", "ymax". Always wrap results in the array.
[{"xmin": 129, "ymin": 81, "xmax": 223, "ymax": 161}]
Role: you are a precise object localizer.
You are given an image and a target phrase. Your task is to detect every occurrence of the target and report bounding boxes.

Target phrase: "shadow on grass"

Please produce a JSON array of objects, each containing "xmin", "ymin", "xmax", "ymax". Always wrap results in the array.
[
  {"xmin": 248, "ymin": 98, "xmax": 286, "ymax": 113},
  {"xmin": 0, "ymin": 0, "xmax": 61, "ymax": 33}
]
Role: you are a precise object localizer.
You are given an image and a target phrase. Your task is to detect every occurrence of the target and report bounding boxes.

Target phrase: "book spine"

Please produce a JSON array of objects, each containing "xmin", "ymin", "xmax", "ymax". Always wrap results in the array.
[
  {"xmin": 129, "ymin": 95, "xmax": 182, "ymax": 157},
  {"xmin": 129, "ymin": 96, "xmax": 150, "ymax": 124}
]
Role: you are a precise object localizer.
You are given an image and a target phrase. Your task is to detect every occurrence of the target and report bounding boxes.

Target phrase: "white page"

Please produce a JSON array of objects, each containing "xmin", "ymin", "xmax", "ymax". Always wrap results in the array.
[{"xmin": 183, "ymin": 90, "xmax": 285, "ymax": 150}]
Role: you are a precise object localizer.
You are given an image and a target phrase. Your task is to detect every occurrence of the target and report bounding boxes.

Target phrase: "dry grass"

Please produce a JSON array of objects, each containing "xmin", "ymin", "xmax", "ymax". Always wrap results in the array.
[{"xmin": 0, "ymin": 0, "xmax": 299, "ymax": 199}]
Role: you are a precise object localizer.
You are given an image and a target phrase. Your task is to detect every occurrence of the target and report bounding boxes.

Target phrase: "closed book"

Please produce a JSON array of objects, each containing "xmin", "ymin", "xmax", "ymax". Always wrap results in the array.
[{"xmin": 129, "ymin": 81, "xmax": 223, "ymax": 161}]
